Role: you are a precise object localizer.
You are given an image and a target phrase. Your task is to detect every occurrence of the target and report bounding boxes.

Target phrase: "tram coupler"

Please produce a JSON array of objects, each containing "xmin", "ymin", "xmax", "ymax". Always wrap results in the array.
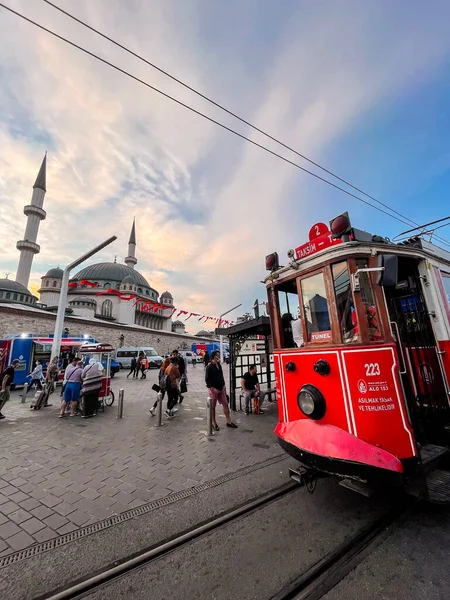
[{"xmin": 288, "ymin": 466, "xmax": 307, "ymax": 486}]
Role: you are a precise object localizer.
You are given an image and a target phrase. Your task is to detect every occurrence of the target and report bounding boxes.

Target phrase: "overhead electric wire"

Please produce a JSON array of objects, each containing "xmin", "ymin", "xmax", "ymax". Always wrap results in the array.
[
  {"xmin": 2, "ymin": 2, "xmax": 450, "ymax": 248},
  {"xmin": 40, "ymin": 0, "xmax": 450, "ymax": 248}
]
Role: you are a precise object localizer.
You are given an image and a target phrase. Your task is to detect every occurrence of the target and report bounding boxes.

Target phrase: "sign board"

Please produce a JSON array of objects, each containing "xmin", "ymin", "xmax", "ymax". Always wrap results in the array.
[{"xmin": 295, "ymin": 226, "xmax": 342, "ymax": 260}]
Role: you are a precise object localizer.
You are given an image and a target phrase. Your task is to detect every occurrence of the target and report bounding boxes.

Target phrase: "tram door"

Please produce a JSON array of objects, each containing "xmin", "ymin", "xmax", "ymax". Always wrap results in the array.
[{"xmin": 385, "ymin": 258, "xmax": 449, "ymax": 438}]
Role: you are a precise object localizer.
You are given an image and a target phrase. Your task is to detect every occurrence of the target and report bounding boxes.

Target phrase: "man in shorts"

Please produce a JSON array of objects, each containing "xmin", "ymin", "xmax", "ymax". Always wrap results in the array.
[{"xmin": 205, "ymin": 351, "xmax": 237, "ymax": 431}]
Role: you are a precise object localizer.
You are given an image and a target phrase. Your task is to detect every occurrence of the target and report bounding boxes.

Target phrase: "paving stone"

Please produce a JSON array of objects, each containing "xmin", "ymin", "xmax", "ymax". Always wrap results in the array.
[
  {"xmin": 53, "ymin": 502, "xmax": 76, "ymax": 517},
  {"xmin": 0, "ymin": 513, "xmax": 8, "ymax": 526},
  {"xmin": 0, "ymin": 539, "xmax": 8, "ymax": 553},
  {"xmin": 60, "ymin": 492, "xmax": 80, "ymax": 505},
  {"xmin": 80, "ymin": 488, "xmax": 101, "ymax": 501},
  {"xmin": 9, "ymin": 477, "xmax": 28, "ymax": 488},
  {"xmin": 30, "ymin": 505, "xmax": 54, "ymax": 521},
  {"xmin": 0, "ymin": 501, "xmax": 20, "ymax": 516},
  {"xmin": 88, "ymin": 505, "xmax": 115, "ymax": 521},
  {"xmin": 18, "ymin": 498, "xmax": 42, "ymax": 512},
  {"xmin": 0, "ymin": 494, "xmax": 8, "ymax": 506},
  {"xmin": 0, "ymin": 485, "xmax": 19, "ymax": 497},
  {"xmin": 0, "ymin": 521, "xmax": 21, "ymax": 539},
  {"xmin": 8, "ymin": 491, "xmax": 30, "ymax": 504},
  {"xmin": 40, "ymin": 495, "xmax": 61, "ymax": 508},
  {"xmin": 97, "ymin": 485, "xmax": 119, "ymax": 498},
  {"xmin": 5, "ymin": 530, "xmax": 35, "ymax": 551},
  {"xmin": 33, "ymin": 526, "xmax": 58, "ymax": 543},
  {"xmin": 7, "ymin": 509, "xmax": 33, "ymax": 525},
  {"xmin": 57, "ymin": 522, "xmax": 79, "ymax": 535},
  {"xmin": 17, "ymin": 482, "xmax": 35, "ymax": 494},
  {"xmin": 43, "ymin": 514, "xmax": 69, "ymax": 531},
  {"xmin": 0, "ymin": 480, "xmax": 9, "ymax": 489},
  {"xmin": 67, "ymin": 509, "xmax": 91, "ymax": 527},
  {"xmin": 20, "ymin": 517, "xmax": 46, "ymax": 535}
]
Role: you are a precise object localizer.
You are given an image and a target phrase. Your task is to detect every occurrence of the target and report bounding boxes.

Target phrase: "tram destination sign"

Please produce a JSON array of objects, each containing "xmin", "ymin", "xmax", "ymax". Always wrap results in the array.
[{"xmin": 295, "ymin": 222, "xmax": 342, "ymax": 260}]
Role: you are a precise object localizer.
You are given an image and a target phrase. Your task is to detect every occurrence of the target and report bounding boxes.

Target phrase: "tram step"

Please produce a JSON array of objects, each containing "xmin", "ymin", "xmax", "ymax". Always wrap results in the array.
[
  {"xmin": 419, "ymin": 444, "xmax": 449, "ymax": 467},
  {"xmin": 426, "ymin": 469, "xmax": 450, "ymax": 504}
]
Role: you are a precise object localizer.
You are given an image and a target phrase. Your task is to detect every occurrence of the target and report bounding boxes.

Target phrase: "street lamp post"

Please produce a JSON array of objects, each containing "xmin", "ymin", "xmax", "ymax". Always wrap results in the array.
[
  {"xmin": 50, "ymin": 236, "xmax": 117, "ymax": 361},
  {"xmin": 219, "ymin": 303, "xmax": 242, "ymax": 363}
]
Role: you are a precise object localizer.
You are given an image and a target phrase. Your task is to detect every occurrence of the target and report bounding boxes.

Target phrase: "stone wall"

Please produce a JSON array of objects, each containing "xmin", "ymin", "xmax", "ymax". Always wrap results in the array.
[{"xmin": 0, "ymin": 305, "xmax": 215, "ymax": 356}]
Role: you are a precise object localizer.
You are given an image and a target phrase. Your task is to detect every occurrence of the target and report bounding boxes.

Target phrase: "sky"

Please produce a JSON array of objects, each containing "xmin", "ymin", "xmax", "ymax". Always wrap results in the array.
[{"xmin": 1, "ymin": 0, "xmax": 450, "ymax": 322}]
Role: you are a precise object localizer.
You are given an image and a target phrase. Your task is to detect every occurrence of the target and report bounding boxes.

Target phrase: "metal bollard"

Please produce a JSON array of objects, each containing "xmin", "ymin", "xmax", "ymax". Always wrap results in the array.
[
  {"xmin": 154, "ymin": 392, "xmax": 163, "ymax": 427},
  {"xmin": 206, "ymin": 396, "xmax": 214, "ymax": 437},
  {"xmin": 117, "ymin": 388, "xmax": 124, "ymax": 419},
  {"xmin": 21, "ymin": 389, "xmax": 27, "ymax": 404}
]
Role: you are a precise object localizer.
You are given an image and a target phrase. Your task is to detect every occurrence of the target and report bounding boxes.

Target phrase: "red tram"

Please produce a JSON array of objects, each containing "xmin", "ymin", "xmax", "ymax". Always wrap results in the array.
[{"xmin": 265, "ymin": 213, "xmax": 450, "ymax": 501}]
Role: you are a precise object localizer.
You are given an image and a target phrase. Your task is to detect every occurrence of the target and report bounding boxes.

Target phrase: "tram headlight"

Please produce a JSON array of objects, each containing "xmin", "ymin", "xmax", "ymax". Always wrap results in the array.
[{"xmin": 297, "ymin": 385, "xmax": 326, "ymax": 420}]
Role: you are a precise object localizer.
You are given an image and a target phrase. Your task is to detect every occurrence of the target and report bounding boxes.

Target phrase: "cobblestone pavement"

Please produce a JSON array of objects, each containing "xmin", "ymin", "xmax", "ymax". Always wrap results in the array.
[{"xmin": 0, "ymin": 364, "xmax": 280, "ymax": 556}]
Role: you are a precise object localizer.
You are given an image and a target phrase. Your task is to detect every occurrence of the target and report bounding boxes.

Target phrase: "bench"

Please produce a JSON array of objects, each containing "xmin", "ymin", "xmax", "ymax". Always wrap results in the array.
[{"xmin": 238, "ymin": 388, "xmax": 277, "ymax": 412}]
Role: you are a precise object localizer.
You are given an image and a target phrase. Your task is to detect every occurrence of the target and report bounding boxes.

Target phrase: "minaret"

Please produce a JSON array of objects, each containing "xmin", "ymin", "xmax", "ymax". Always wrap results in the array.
[
  {"xmin": 16, "ymin": 154, "xmax": 47, "ymax": 288},
  {"xmin": 125, "ymin": 219, "xmax": 137, "ymax": 269}
]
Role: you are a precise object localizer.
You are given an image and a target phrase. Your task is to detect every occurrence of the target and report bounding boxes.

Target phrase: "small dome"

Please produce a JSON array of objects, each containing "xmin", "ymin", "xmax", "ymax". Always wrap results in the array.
[
  {"xmin": 0, "ymin": 279, "xmax": 32, "ymax": 294},
  {"xmin": 160, "ymin": 291, "xmax": 173, "ymax": 299},
  {"xmin": 196, "ymin": 330, "xmax": 212, "ymax": 336},
  {"xmin": 44, "ymin": 267, "xmax": 63, "ymax": 278},
  {"xmin": 121, "ymin": 275, "xmax": 135, "ymax": 284},
  {"xmin": 69, "ymin": 296, "xmax": 96, "ymax": 305},
  {"xmin": 173, "ymin": 320, "xmax": 184, "ymax": 325}
]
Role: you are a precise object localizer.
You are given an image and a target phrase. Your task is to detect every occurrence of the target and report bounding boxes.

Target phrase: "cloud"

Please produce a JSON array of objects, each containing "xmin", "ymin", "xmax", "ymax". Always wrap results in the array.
[{"xmin": 1, "ymin": 0, "xmax": 450, "ymax": 315}]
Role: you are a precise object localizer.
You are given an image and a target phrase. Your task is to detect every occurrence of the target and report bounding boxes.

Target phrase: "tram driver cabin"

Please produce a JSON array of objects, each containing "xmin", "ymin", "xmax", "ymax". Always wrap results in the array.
[{"xmin": 265, "ymin": 213, "xmax": 450, "ymax": 500}]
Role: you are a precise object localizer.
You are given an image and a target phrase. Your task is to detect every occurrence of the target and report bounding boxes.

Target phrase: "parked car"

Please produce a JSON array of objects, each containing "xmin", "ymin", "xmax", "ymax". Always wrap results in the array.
[{"xmin": 115, "ymin": 347, "xmax": 163, "ymax": 369}]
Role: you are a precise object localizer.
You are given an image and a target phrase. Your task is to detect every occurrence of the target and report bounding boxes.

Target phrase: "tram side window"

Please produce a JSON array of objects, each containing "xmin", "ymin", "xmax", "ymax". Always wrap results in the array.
[
  {"xmin": 442, "ymin": 272, "xmax": 450, "ymax": 311},
  {"xmin": 300, "ymin": 272, "xmax": 331, "ymax": 342},
  {"xmin": 276, "ymin": 279, "xmax": 301, "ymax": 348},
  {"xmin": 355, "ymin": 259, "xmax": 382, "ymax": 341},
  {"xmin": 332, "ymin": 262, "xmax": 357, "ymax": 343}
]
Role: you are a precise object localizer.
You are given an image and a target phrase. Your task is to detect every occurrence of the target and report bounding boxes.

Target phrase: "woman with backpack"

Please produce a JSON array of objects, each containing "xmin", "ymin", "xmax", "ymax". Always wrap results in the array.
[
  {"xmin": 164, "ymin": 357, "xmax": 180, "ymax": 419},
  {"xmin": 149, "ymin": 356, "xmax": 170, "ymax": 416}
]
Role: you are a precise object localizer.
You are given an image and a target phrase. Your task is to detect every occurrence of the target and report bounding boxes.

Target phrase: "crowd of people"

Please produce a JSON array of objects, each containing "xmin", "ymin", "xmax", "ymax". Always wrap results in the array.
[{"xmin": 0, "ymin": 348, "xmax": 270, "ymax": 428}]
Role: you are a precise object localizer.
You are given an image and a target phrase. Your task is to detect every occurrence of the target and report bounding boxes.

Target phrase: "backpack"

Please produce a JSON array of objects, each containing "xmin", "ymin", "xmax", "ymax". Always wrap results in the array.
[{"xmin": 158, "ymin": 369, "xmax": 172, "ymax": 391}]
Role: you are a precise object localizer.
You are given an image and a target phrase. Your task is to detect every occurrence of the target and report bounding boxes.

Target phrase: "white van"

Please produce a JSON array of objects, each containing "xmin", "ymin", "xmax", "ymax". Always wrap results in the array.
[
  {"xmin": 180, "ymin": 350, "xmax": 196, "ymax": 364},
  {"xmin": 116, "ymin": 347, "xmax": 164, "ymax": 369}
]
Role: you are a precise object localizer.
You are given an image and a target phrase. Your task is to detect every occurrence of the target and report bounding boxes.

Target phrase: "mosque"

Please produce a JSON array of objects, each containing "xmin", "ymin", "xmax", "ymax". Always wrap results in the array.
[{"xmin": 0, "ymin": 155, "xmax": 176, "ymax": 332}]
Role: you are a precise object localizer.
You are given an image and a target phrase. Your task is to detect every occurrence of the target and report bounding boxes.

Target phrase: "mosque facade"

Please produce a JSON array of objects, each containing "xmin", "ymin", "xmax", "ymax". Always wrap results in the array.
[{"xmin": 1, "ymin": 155, "xmax": 175, "ymax": 332}]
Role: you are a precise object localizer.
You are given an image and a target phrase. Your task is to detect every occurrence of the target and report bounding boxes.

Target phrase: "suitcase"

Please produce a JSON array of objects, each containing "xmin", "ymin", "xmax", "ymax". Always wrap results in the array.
[{"xmin": 30, "ymin": 383, "xmax": 50, "ymax": 410}]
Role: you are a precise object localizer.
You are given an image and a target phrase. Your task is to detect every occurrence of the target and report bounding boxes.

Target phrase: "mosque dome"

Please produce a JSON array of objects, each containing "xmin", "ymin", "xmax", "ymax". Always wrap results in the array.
[
  {"xmin": 73, "ymin": 262, "xmax": 151, "ymax": 288},
  {"xmin": 160, "ymin": 291, "xmax": 173, "ymax": 299},
  {"xmin": 44, "ymin": 267, "xmax": 63, "ymax": 278},
  {"xmin": 121, "ymin": 275, "xmax": 135, "ymax": 284},
  {"xmin": 0, "ymin": 278, "xmax": 36, "ymax": 305}
]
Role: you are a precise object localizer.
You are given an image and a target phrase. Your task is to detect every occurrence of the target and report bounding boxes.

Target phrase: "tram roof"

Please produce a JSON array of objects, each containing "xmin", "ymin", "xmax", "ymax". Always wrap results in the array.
[
  {"xmin": 264, "ymin": 234, "xmax": 450, "ymax": 285},
  {"xmin": 216, "ymin": 316, "xmax": 271, "ymax": 338}
]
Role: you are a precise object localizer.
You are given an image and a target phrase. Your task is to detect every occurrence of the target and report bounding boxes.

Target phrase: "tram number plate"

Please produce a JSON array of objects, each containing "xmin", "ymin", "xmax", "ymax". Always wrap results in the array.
[{"xmin": 364, "ymin": 363, "xmax": 380, "ymax": 376}]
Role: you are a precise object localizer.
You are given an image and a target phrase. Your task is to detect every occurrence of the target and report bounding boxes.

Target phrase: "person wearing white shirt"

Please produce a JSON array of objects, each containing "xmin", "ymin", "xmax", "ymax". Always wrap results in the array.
[{"xmin": 26, "ymin": 361, "xmax": 43, "ymax": 393}]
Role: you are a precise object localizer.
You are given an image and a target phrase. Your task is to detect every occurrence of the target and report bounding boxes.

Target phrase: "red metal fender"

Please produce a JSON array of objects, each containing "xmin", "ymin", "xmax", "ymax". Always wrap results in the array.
[{"xmin": 275, "ymin": 420, "xmax": 403, "ymax": 473}]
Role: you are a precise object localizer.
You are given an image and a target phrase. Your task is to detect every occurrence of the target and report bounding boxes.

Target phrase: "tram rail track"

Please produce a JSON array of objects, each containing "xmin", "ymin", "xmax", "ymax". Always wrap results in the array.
[{"xmin": 40, "ymin": 481, "xmax": 414, "ymax": 600}]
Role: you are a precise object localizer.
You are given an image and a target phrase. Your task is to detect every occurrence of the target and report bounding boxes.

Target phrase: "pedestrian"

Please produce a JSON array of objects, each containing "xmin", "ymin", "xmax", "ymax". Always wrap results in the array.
[
  {"xmin": 0, "ymin": 359, "xmax": 20, "ymax": 420},
  {"xmin": 25, "ymin": 360, "xmax": 43, "ymax": 394},
  {"xmin": 205, "ymin": 351, "xmax": 237, "ymax": 430},
  {"xmin": 191, "ymin": 354, "xmax": 197, "ymax": 368},
  {"xmin": 59, "ymin": 356, "xmax": 83, "ymax": 418},
  {"xmin": 149, "ymin": 355, "xmax": 171, "ymax": 416},
  {"xmin": 203, "ymin": 351, "xmax": 210, "ymax": 369},
  {"xmin": 127, "ymin": 356, "xmax": 138, "ymax": 378},
  {"xmin": 164, "ymin": 356, "xmax": 180, "ymax": 419},
  {"xmin": 241, "ymin": 364, "xmax": 266, "ymax": 414},
  {"xmin": 171, "ymin": 350, "xmax": 186, "ymax": 401},
  {"xmin": 43, "ymin": 356, "xmax": 59, "ymax": 407},
  {"xmin": 140, "ymin": 355, "xmax": 148, "ymax": 379},
  {"xmin": 81, "ymin": 358, "xmax": 103, "ymax": 418}
]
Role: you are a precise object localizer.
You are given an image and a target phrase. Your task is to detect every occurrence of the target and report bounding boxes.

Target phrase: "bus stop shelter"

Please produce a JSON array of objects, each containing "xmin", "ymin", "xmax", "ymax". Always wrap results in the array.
[{"xmin": 216, "ymin": 316, "xmax": 274, "ymax": 411}]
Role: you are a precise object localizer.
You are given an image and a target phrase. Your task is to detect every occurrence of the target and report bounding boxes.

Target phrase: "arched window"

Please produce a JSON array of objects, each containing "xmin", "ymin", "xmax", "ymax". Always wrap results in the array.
[
  {"xmin": 46, "ymin": 280, "xmax": 50, "ymax": 287},
  {"xmin": 145, "ymin": 290, "xmax": 149, "ymax": 296},
  {"xmin": 104, "ymin": 282, "xmax": 111, "ymax": 289},
  {"xmin": 20, "ymin": 295, "xmax": 23, "ymax": 301},
  {"xmin": 53, "ymin": 280, "xmax": 57, "ymax": 288},
  {"xmin": 101, "ymin": 299, "xmax": 113, "ymax": 317},
  {"xmin": 129, "ymin": 285, "xmax": 133, "ymax": 291},
  {"xmin": 137, "ymin": 287, "xmax": 142, "ymax": 294}
]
